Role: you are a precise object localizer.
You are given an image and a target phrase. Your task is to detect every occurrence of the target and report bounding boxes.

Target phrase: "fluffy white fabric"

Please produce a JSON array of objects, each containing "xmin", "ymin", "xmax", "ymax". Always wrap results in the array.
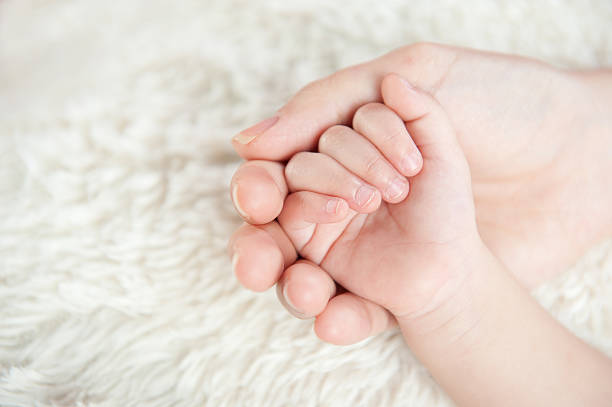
[{"xmin": 1, "ymin": 1, "xmax": 611, "ymax": 405}]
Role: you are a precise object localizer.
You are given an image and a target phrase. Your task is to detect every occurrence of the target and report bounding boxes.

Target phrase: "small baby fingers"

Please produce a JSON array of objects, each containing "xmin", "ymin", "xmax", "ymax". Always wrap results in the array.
[
  {"xmin": 352, "ymin": 102, "xmax": 423, "ymax": 177},
  {"xmin": 278, "ymin": 191, "xmax": 354, "ymax": 262},
  {"xmin": 285, "ymin": 152, "xmax": 382, "ymax": 213},
  {"xmin": 278, "ymin": 191, "xmax": 349, "ymax": 236},
  {"xmin": 318, "ymin": 125, "xmax": 410, "ymax": 203}
]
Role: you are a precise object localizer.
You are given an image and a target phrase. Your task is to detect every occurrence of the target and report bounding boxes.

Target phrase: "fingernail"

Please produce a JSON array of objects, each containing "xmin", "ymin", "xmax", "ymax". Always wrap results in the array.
[
  {"xmin": 231, "ymin": 251, "xmax": 240, "ymax": 274},
  {"xmin": 232, "ymin": 116, "xmax": 279, "ymax": 145},
  {"xmin": 282, "ymin": 283, "xmax": 305, "ymax": 317},
  {"xmin": 386, "ymin": 178, "xmax": 409, "ymax": 201},
  {"xmin": 355, "ymin": 185, "xmax": 377, "ymax": 207},
  {"xmin": 325, "ymin": 198, "xmax": 346, "ymax": 214},
  {"xmin": 401, "ymin": 154, "xmax": 421, "ymax": 175},
  {"xmin": 231, "ymin": 184, "xmax": 249, "ymax": 219}
]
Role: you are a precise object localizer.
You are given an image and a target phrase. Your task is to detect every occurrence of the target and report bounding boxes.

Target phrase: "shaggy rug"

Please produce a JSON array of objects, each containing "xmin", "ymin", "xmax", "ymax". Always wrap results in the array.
[{"xmin": 1, "ymin": 1, "xmax": 611, "ymax": 406}]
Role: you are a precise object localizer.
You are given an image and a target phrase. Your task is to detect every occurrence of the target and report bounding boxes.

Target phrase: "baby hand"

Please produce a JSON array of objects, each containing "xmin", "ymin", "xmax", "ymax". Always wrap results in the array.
[{"xmin": 276, "ymin": 74, "xmax": 481, "ymax": 337}]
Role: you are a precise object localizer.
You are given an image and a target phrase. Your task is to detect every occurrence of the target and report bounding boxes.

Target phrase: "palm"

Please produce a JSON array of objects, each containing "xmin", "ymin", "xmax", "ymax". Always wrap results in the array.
[{"xmin": 300, "ymin": 149, "xmax": 476, "ymax": 315}]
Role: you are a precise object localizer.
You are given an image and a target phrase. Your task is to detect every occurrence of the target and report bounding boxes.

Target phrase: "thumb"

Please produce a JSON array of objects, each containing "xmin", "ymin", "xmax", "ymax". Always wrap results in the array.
[
  {"xmin": 231, "ymin": 66, "xmax": 381, "ymax": 161},
  {"xmin": 381, "ymin": 73, "xmax": 461, "ymax": 159},
  {"xmin": 231, "ymin": 43, "xmax": 457, "ymax": 161}
]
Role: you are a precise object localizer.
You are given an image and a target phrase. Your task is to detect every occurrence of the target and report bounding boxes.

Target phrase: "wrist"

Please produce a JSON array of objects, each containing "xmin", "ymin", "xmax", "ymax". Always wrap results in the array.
[
  {"xmin": 396, "ymin": 239, "xmax": 499, "ymax": 350},
  {"xmin": 396, "ymin": 236, "xmax": 612, "ymax": 407}
]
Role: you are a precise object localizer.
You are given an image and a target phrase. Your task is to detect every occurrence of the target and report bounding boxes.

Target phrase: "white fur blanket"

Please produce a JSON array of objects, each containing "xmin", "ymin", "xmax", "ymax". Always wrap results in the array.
[{"xmin": 1, "ymin": 1, "xmax": 611, "ymax": 406}]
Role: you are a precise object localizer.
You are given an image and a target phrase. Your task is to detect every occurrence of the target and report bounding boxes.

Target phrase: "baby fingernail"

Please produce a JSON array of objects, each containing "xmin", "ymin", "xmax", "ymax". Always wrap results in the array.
[
  {"xmin": 386, "ymin": 178, "xmax": 409, "ymax": 201},
  {"xmin": 232, "ymin": 116, "xmax": 279, "ymax": 145},
  {"xmin": 355, "ymin": 185, "xmax": 377, "ymax": 207},
  {"xmin": 326, "ymin": 198, "xmax": 347, "ymax": 214},
  {"xmin": 401, "ymin": 154, "xmax": 421, "ymax": 174}
]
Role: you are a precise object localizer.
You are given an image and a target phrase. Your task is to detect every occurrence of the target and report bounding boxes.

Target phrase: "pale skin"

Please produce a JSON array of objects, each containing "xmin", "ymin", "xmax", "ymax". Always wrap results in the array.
[
  {"xmin": 278, "ymin": 75, "xmax": 477, "ymax": 322},
  {"xmin": 229, "ymin": 43, "xmax": 612, "ymax": 337},
  {"xmin": 263, "ymin": 73, "xmax": 612, "ymax": 406},
  {"xmin": 227, "ymin": 44, "xmax": 612, "ymax": 405}
]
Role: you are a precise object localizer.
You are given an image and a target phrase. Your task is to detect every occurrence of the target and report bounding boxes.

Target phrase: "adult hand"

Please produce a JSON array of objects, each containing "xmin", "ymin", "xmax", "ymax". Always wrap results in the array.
[{"xmin": 228, "ymin": 43, "xmax": 612, "ymax": 344}]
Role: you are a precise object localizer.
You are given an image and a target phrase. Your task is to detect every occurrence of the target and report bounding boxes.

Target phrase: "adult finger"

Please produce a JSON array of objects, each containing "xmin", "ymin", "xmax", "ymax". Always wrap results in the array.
[
  {"xmin": 381, "ymin": 73, "xmax": 461, "ymax": 159},
  {"xmin": 351, "ymin": 103, "xmax": 423, "ymax": 177},
  {"xmin": 231, "ymin": 43, "xmax": 457, "ymax": 161},
  {"xmin": 230, "ymin": 160, "xmax": 288, "ymax": 225},
  {"xmin": 275, "ymin": 260, "xmax": 337, "ymax": 319},
  {"xmin": 318, "ymin": 124, "xmax": 411, "ymax": 203},
  {"xmin": 228, "ymin": 221, "xmax": 297, "ymax": 292},
  {"xmin": 285, "ymin": 152, "xmax": 382, "ymax": 213},
  {"xmin": 277, "ymin": 191, "xmax": 350, "ymax": 250},
  {"xmin": 314, "ymin": 292, "xmax": 397, "ymax": 345}
]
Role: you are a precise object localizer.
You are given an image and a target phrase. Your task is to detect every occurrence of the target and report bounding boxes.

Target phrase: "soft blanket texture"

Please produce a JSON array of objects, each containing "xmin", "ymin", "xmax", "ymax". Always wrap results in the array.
[{"xmin": 1, "ymin": 1, "xmax": 611, "ymax": 406}]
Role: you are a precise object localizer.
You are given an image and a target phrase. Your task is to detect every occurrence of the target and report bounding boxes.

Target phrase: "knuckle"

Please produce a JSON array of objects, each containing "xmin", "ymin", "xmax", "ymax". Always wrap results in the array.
[
  {"xmin": 302, "ymin": 66, "xmax": 355, "ymax": 97},
  {"xmin": 292, "ymin": 76, "xmax": 335, "ymax": 110},
  {"xmin": 363, "ymin": 154, "xmax": 385, "ymax": 178},
  {"xmin": 284, "ymin": 192, "xmax": 306, "ymax": 215},
  {"xmin": 299, "ymin": 79, "xmax": 325, "ymax": 97},
  {"xmin": 326, "ymin": 70, "xmax": 345, "ymax": 88},
  {"xmin": 381, "ymin": 127, "xmax": 403, "ymax": 144},
  {"xmin": 328, "ymin": 65, "xmax": 359, "ymax": 87},
  {"xmin": 387, "ymin": 42, "xmax": 444, "ymax": 73}
]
